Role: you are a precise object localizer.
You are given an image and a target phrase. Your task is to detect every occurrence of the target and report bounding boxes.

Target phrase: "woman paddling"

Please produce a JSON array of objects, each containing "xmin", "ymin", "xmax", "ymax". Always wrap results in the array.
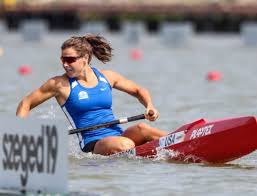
[{"xmin": 16, "ymin": 34, "xmax": 167, "ymax": 155}]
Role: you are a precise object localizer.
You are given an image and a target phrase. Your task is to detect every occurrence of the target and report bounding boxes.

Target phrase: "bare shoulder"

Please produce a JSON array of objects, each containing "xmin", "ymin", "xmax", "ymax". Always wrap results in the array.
[
  {"xmin": 100, "ymin": 69, "xmax": 117, "ymax": 75},
  {"xmin": 99, "ymin": 69, "xmax": 123, "ymax": 86},
  {"xmin": 99, "ymin": 69, "xmax": 136, "ymax": 91},
  {"xmin": 50, "ymin": 75, "xmax": 68, "ymax": 84},
  {"xmin": 42, "ymin": 74, "xmax": 68, "ymax": 91},
  {"xmin": 100, "ymin": 69, "xmax": 123, "ymax": 79}
]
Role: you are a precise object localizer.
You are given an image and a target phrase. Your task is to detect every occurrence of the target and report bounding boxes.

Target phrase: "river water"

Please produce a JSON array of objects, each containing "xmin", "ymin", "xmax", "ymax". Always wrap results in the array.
[{"xmin": 1, "ymin": 30, "xmax": 257, "ymax": 196}]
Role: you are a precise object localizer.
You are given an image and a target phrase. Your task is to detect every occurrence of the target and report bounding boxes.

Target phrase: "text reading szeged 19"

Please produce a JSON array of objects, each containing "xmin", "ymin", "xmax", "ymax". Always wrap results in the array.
[{"xmin": 2, "ymin": 125, "xmax": 58, "ymax": 187}]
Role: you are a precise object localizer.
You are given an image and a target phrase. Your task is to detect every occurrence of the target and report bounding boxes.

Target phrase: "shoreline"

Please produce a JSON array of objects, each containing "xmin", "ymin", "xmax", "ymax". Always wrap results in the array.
[{"xmin": 1, "ymin": 2, "xmax": 257, "ymax": 32}]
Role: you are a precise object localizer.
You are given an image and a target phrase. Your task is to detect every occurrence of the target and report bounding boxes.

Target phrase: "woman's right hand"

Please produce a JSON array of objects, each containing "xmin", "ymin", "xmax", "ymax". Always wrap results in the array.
[{"xmin": 145, "ymin": 107, "xmax": 159, "ymax": 122}]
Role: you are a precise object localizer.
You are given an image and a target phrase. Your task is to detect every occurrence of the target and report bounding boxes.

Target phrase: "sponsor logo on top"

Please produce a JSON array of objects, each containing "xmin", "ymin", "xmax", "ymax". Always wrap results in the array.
[
  {"xmin": 78, "ymin": 91, "xmax": 89, "ymax": 100},
  {"xmin": 190, "ymin": 124, "xmax": 214, "ymax": 139}
]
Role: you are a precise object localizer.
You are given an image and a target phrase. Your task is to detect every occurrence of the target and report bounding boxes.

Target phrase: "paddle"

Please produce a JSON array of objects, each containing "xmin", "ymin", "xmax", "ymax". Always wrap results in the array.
[{"xmin": 69, "ymin": 110, "xmax": 154, "ymax": 135}]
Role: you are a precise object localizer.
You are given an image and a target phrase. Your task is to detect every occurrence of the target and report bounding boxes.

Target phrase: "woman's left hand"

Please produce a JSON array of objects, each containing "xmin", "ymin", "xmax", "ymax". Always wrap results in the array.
[{"xmin": 145, "ymin": 107, "xmax": 159, "ymax": 121}]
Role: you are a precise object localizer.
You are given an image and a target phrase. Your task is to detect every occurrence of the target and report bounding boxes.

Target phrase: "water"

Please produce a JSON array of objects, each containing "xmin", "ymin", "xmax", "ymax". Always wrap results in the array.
[{"xmin": 1, "ymin": 31, "xmax": 257, "ymax": 196}]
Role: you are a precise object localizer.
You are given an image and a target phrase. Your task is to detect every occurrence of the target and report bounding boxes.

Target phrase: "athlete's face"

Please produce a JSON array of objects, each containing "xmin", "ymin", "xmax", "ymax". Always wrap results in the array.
[{"xmin": 61, "ymin": 47, "xmax": 87, "ymax": 78}]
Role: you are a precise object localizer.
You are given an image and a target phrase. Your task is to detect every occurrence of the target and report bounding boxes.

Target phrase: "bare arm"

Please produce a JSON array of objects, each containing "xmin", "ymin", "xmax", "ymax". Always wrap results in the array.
[
  {"xmin": 102, "ymin": 70, "xmax": 159, "ymax": 121},
  {"xmin": 16, "ymin": 78, "xmax": 59, "ymax": 118}
]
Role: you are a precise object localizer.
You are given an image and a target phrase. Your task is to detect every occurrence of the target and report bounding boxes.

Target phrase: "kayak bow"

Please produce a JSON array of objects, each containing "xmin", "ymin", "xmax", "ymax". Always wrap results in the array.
[{"xmin": 119, "ymin": 116, "xmax": 257, "ymax": 163}]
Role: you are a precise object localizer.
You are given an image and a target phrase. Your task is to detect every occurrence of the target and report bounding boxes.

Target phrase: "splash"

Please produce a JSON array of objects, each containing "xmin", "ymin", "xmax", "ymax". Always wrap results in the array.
[
  {"xmin": 153, "ymin": 148, "xmax": 203, "ymax": 163},
  {"xmin": 110, "ymin": 150, "xmax": 140, "ymax": 160},
  {"xmin": 68, "ymin": 135, "xmax": 110, "ymax": 160},
  {"xmin": 68, "ymin": 135, "xmax": 88, "ymax": 160},
  {"xmin": 68, "ymin": 141, "xmax": 204, "ymax": 164},
  {"xmin": 153, "ymin": 148, "xmax": 180, "ymax": 161},
  {"xmin": 38, "ymin": 105, "xmax": 57, "ymax": 119}
]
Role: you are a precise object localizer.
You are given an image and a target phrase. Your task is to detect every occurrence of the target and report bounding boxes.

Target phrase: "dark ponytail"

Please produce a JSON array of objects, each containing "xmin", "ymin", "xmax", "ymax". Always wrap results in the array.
[
  {"xmin": 61, "ymin": 34, "xmax": 113, "ymax": 64},
  {"xmin": 84, "ymin": 34, "xmax": 113, "ymax": 63}
]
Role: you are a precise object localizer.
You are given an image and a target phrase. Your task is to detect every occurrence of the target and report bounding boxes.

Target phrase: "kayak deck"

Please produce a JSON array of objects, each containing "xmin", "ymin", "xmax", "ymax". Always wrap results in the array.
[{"xmin": 121, "ymin": 116, "xmax": 257, "ymax": 163}]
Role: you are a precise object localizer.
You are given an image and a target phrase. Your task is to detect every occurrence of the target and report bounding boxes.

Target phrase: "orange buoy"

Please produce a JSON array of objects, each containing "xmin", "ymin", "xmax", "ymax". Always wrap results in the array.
[
  {"xmin": 206, "ymin": 71, "xmax": 222, "ymax": 81},
  {"xmin": 130, "ymin": 48, "xmax": 143, "ymax": 61},
  {"xmin": 0, "ymin": 47, "xmax": 4, "ymax": 56},
  {"xmin": 18, "ymin": 65, "xmax": 32, "ymax": 76}
]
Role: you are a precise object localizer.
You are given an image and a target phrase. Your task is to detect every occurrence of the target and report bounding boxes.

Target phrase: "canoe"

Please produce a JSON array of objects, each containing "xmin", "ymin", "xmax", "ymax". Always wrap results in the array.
[{"xmin": 121, "ymin": 116, "xmax": 257, "ymax": 163}]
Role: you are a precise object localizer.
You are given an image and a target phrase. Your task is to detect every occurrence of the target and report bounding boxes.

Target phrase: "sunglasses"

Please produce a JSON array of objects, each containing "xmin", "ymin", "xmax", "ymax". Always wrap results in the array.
[{"xmin": 61, "ymin": 56, "xmax": 82, "ymax": 64}]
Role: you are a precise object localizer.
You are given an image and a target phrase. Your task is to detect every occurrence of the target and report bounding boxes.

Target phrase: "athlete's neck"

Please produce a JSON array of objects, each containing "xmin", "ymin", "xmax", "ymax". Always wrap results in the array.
[{"xmin": 77, "ymin": 66, "xmax": 93, "ymax": 82}]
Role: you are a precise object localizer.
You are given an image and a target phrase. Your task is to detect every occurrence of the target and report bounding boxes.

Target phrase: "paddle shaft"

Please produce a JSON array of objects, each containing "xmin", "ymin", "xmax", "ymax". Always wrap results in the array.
[{"xmin": 69, "ymin": 113, "xmax": 146, "ymax": 135}]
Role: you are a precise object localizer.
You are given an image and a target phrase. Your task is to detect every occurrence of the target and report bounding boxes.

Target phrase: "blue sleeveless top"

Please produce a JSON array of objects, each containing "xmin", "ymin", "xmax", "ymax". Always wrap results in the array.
[{"xmin": 61, "ymin": 67, "xmax": 123, "ymax": 149}]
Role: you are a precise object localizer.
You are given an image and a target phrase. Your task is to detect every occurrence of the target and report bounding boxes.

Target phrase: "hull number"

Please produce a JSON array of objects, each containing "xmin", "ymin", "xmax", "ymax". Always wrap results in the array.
[{"xmin": 159, "ymin": 131, "xmax": 185, "ymax": 147}]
